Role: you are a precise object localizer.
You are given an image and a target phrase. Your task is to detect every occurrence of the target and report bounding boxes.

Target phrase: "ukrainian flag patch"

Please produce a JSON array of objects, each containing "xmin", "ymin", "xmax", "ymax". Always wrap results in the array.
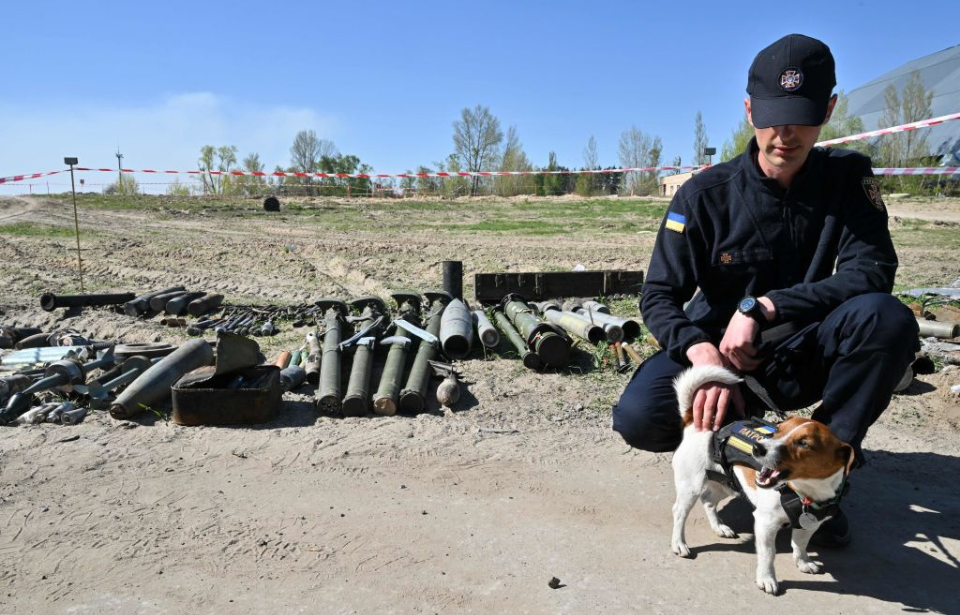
[{"xmin": 665, "ymin": 212, "xmax": 686, "ymax": 233}]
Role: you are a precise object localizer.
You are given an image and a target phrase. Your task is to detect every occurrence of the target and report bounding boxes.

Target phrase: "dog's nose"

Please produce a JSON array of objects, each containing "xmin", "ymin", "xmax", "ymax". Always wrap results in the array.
[{"xmin": 753, "ymin": 441, "xmax": 767, "ymax": 457}]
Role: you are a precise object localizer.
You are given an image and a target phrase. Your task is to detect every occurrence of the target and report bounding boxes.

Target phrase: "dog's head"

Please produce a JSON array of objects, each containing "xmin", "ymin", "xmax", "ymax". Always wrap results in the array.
[{"xmin": 750, "ymin": 417, "xmax": 854, "ymax": 489}]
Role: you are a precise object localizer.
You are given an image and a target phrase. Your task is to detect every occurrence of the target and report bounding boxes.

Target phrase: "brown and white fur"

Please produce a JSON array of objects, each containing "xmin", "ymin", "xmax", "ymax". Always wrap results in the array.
[{"xmin": 670, "ymin": 365, "xmax": 855, "ymax": 595}]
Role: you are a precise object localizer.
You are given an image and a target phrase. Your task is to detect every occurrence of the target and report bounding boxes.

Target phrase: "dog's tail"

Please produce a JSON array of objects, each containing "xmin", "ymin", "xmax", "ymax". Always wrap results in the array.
[{"xmin": 673, "ymin": 365, "xmax": 743, "ymax": 414}]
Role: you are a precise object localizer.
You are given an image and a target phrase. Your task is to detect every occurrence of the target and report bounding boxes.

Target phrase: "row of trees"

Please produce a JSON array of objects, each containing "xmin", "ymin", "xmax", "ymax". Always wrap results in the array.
[
  {"xmin": 393, "ymin": 104, "xmax": 664, "ymax": 199},
  {"xmin": 140, "ymin": 69, "xmax": 943, "ymax": 199},
  {"xmin": 153, "ymin": 131, "xmax": 376, "ymax": 198}
]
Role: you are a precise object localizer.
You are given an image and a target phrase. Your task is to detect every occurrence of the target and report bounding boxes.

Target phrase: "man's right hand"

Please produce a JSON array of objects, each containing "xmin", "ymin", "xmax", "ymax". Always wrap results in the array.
[{"xmin": 685, "ymin": 342, "xmax": 745, "ymax": 431}]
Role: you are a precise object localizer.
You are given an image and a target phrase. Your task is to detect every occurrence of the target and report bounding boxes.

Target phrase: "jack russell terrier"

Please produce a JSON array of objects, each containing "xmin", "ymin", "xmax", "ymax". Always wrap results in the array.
[{"xmin": 670, "ymin": 365, "xmax": 855, "ymax": 595}]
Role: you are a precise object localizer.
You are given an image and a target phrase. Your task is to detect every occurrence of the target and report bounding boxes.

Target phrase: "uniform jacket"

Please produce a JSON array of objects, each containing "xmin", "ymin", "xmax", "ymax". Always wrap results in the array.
[{"xmin": 641, "ymin": 138, "xmax": 898, "ymax": 363}]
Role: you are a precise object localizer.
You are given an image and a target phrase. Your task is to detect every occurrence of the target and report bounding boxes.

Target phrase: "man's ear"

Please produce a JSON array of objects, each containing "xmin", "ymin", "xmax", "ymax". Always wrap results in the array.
[
  {"xmin": 822, "ymin": 94, "xmax": 839, "ymax": 125},
  {"xmin": 744, "ymin": 98, "xmax": 755, "ymax": 128}
]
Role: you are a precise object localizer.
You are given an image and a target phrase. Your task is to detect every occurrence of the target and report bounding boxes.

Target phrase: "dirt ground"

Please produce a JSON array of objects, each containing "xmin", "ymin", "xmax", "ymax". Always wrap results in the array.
[{"xmin": 1, "ymin": 194, "xmax": 959, "ymax": 615}]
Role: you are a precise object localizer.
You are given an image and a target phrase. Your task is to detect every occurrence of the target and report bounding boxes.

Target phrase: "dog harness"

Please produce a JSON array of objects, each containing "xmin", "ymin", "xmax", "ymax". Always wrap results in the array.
[{"xmin": 707, "ymin": 418, "xmax": 848, "ymax": 530}]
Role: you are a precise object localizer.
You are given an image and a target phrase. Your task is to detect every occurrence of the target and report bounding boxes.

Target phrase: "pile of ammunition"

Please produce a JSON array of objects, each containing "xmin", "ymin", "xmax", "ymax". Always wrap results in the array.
[
  {"xmin": 0, "ymin": 337, "xmax": 213, "ymax": 426},
  {"xmin": 185, "ymin": 303, "xmax": 319, "ymax": 337},
  {"xmin": 2, "ymin": 267, "xmax": 650, "ymax": 426}
]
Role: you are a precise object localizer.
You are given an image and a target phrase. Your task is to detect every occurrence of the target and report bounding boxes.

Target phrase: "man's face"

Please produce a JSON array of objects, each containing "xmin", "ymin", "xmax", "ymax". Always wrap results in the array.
[{"xmin": 744, "ymin": 96, "xmax": 837, "ymax": 176}]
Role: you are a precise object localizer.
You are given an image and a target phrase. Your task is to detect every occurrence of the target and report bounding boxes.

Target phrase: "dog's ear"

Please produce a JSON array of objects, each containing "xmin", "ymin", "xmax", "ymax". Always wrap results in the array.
[{"xmin": 836, "ymin": 443, "xmax": 856, "ymax": 475}]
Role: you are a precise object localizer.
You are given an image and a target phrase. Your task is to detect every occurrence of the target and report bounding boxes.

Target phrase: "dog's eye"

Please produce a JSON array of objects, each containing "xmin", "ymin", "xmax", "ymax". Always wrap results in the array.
[{"xmin": 796, "ymin": 439, "xmax": 810, "ymax": 449}]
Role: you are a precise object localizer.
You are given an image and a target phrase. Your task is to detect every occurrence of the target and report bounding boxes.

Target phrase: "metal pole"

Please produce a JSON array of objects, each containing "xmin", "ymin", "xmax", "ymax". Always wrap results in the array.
[{"xmin": 68, "ymin": 163, "xmax": 84, "ymax": 292}]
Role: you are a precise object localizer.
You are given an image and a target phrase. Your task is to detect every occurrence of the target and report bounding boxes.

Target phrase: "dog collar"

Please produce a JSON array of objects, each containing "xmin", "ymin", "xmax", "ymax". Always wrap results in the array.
[{"xmin": 777, "ymin": 478, "xmax": 850, "ymax": 530}]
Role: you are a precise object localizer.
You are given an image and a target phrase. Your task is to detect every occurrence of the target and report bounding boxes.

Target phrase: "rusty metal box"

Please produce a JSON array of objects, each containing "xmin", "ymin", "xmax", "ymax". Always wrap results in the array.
[{"xmin": 171, "ymin": 365, "xmax": 281, "ymax": 426}]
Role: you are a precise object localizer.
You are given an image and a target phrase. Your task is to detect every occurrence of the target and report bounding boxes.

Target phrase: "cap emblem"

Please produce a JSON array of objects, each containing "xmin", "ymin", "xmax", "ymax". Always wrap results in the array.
[{"xmin": 779, "ymin": 68, "xmax": 803, "ymax": 92}]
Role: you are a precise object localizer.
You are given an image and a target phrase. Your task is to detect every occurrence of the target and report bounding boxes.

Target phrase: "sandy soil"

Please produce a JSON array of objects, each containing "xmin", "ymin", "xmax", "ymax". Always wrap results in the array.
[{"xmin": 1, "ymin": 195, "xmax": 959, "ymax": 615}]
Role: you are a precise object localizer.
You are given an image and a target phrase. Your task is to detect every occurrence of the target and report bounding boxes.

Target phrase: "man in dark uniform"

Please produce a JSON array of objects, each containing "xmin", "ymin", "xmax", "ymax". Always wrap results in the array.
[{"xmin": 612, "ymin": 34, "xmax": 919, "ymax": 546}]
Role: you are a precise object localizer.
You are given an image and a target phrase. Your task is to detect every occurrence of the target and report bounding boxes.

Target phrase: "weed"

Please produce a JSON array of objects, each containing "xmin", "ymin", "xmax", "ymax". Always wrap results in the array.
[{"xmin": 0, "ymin": 222, "xmax": 78, "ymax": 238}]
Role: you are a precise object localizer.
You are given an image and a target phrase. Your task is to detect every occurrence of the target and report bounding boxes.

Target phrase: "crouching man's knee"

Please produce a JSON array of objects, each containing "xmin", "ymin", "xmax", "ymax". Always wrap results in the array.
[
  {"xmin": 610, "ymin": 351, "xmax": 686, "ymax": 452},
  {"xmin": 612, "ymin": 398, "xmax": 683, "ymax": 453}
]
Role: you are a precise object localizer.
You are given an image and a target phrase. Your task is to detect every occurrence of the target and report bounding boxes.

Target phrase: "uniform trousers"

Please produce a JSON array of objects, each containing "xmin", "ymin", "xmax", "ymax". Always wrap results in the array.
[{"xmin": 612, "ymin": 293, "xmax": 919, "ymax": 461}]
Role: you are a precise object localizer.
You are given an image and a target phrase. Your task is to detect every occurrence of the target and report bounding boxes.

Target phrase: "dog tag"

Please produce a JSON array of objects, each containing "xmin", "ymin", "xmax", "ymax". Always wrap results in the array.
[{"xmin": 798, "ymin": 512, "xmax": 819, "ymax": 530}]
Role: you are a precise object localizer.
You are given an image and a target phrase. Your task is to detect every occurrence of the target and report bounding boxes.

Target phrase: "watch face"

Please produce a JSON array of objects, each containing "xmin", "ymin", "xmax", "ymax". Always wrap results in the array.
[{"xmin": 739, "ymin": 297, "xmax": 757, "ymax": 312}]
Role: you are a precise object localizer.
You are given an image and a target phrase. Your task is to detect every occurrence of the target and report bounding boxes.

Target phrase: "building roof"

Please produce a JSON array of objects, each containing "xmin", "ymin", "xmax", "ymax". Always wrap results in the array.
[{"xmin": 846, "ymin": 44, "xmax": 960, "ymax": 164}]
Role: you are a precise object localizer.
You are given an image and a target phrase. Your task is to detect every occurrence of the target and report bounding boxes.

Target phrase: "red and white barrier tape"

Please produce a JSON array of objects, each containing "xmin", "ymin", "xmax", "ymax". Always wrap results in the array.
[
  {"xmin": 873, "ymin": 167, "xmax": 960, "ymax": 176},
  {"xmin": 67, "ymin": 165, "xmax": 705, "ymax": 179},
  {"xmin": 816, "ymin": 112, "xmax": 960, "ymax": 146},
  {"xmin": 4, "ymin": 165, "xmax": 960, "ymax": 185},
  {"xmin": 0, "ymin": 170, "xmax": 63, "ymax": 185},
  {"xmin": 4, "ymin": 112, "xmax": 958, "ymax": 184}
]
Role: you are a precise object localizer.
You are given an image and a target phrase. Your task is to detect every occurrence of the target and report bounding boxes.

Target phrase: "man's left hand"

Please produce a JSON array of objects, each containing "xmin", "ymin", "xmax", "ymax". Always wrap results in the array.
[
  {"xmin": 719, "ymin": 296, "xmax": 776, "ymax": 372},
  {"xmin": 719, "ymin": 312, "xmax": 761, "ymax": 371}
]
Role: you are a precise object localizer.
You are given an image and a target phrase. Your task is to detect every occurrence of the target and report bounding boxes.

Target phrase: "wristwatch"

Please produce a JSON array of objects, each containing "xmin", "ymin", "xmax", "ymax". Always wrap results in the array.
[{"xmin": 737, "ymin": 296, "xmax": 765, "ymax": 323}]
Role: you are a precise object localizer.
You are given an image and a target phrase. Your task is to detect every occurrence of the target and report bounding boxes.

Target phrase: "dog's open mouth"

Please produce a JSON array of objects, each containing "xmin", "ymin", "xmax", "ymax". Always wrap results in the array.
[{"xmin": 756, "ymin": 467, "xmax": 789, "ymax": 488}]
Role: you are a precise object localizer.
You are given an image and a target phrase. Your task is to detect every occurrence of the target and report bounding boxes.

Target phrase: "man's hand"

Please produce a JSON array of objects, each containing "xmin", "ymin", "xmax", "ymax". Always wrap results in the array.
[
  {"xmin": 719, "ymin": 312, "xmax": 761, "ymax": 372},
  {"xmin": 719, "ymin": 296, "xmax": 777, "ymax": 372},
  {"xmin": 685, "ymin": 342, "xmax": 745, "ymax": 432}
]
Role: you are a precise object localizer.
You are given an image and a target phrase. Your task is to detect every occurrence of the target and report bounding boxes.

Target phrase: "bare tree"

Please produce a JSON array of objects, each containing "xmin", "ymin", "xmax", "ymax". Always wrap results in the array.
[
  {"xmin": 878, "ymin": 70, "xmax": 934, "ymax": 191},
  {"xmin": 818, "ymin": 90, "xmax": 868, "ymax": 155},
  {"xmin": 495, "ymin": 125, "xmax": 532, "ymax": 197},
  {"xmin": 583, "ymin": 135, "xmax": 598, "ymax": 169},
  {"xmin": 453, "ymin": 104, "xmax": 504, "ymax": 196},
  {"xmin": 901, "ymin": 71, "xmax": 934, "ymax": 165},
  {"xmin": 290, "ymin": 129, "xmax": 337, "ymax": 172},
  {"xmin": 238, "ymin": 152, "xmax": 266, "ymax": 196},
  {"xmin": 693, "ymin": 111, "xmax": 709, "ymax": 166},
  {"xmin": 289, "ymin": 130, "xmax": 337, "ymax": 195},
  {"xmin": 198, "ymin": 144, "xmax": 238, "ymax": 195},
  {"xmin": 648, "ymin": 136, "xmax": 663, "ymax": 194},
  {"xmin": 618, "ymin": 126, "xmax": 654, "ymax": 196},
  {"xmin": 878, "ymin": 84, "xmax": 903, "ymax": 168}
]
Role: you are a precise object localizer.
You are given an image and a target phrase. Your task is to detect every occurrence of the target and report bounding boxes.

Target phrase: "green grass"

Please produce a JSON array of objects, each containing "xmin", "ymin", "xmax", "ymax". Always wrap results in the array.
[
  {"xmin": 890, "ymin": 219, "xmax": 959, "ymax": 248},
  {"xmin": 50, "ymin": 194, "xmax": 669, "ymax": 236},
  {"xmin": 457, "ymin": 220, "xmax": 571, "ymax": 234},
  {"xmin": 0, "ymin": 221, "xmax": 78, "ymax": 238}
]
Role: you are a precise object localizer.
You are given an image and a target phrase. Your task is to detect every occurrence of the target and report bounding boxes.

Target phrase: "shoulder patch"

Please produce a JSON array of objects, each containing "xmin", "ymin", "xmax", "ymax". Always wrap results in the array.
[
  {"xmin": 665, "ymin": 211, "xmax": 686, "ymax": 233},
  {"xmin": 862, "ymin": 177, "xmax": 886, "ymax": 213}
]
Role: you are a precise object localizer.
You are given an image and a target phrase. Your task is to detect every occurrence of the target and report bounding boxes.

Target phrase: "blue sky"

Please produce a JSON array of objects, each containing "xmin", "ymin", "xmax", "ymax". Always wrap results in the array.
[{"xmin": 1, "ymin": 0, "xmax": 957, "ymax": 191}]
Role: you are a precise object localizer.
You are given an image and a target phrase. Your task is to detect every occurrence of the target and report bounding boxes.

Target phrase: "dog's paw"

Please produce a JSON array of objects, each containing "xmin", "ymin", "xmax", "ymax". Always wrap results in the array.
[
  {"xmin": 671, "ymin": 541, "xmax": 692, "ymax": 558},
  {"xmin": 756, "ymin": 576, "xmax": 780, "ymax": 595},
  {"xmin": 795, "ymin": 557, "xmax": 821, "ymax": 574},
  {"xmin": 712, "ymin": 523, "xmax": 736, "ymax": 539}
]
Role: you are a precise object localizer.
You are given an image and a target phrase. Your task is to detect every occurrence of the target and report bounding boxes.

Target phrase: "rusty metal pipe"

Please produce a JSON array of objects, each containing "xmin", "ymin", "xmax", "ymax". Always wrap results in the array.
[{"xmin": 273, "ymin": 351, "xmax": 292, "ymax": 369}]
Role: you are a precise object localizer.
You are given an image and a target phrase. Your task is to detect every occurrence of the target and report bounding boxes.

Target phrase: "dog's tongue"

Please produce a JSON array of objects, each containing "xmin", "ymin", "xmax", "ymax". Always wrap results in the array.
[{"xmin": 757, "ymin": 468, "xmax": 781, "ymax": 486}]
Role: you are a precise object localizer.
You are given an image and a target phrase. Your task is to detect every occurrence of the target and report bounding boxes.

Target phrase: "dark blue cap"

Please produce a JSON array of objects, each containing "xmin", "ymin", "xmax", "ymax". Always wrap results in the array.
[{"xmin": 747, "ymin": 34, "xmax": 836, "ymax": 128}]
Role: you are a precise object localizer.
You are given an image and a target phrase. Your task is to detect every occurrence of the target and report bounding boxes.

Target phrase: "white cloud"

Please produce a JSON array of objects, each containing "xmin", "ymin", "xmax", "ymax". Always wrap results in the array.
[{"xmin": 0, "ymin": 93, "xmax": 337, "ymax": 192}]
